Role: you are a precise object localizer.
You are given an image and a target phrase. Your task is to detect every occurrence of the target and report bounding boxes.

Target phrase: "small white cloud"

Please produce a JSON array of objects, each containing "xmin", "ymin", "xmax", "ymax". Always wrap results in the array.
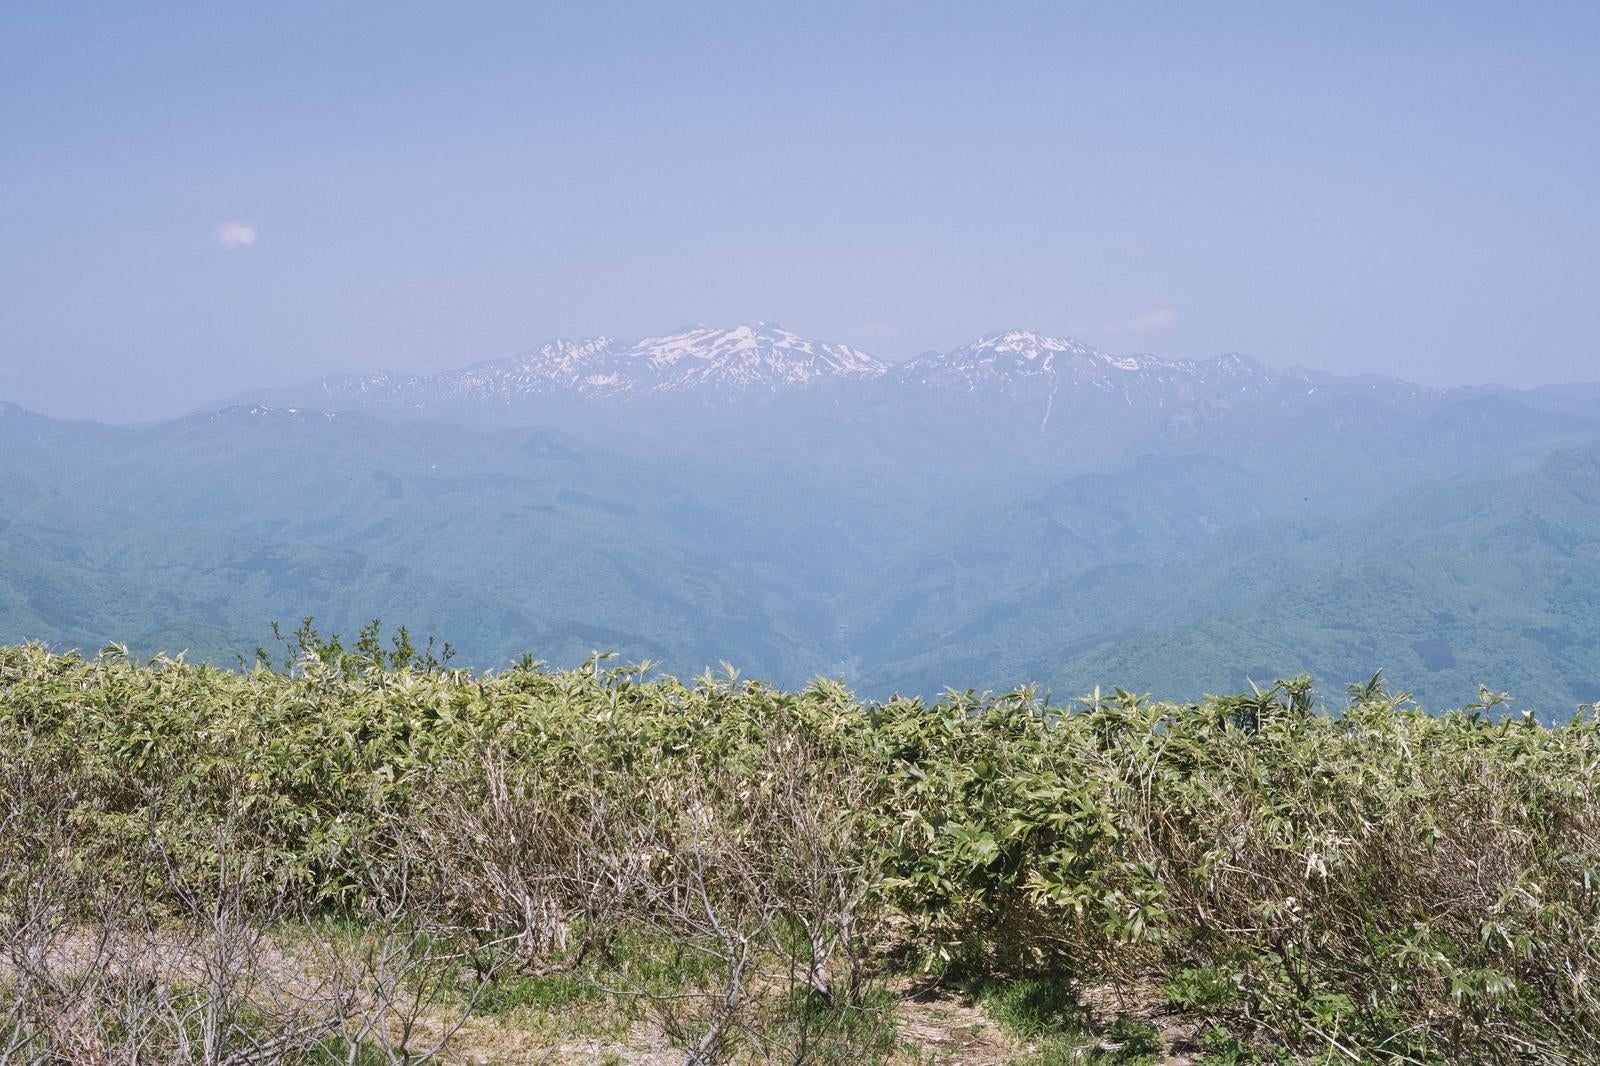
[
  {"xmin": 1130, "ymin": 308, "xmax": 1176, "ymax": 332},
  {"xmin": 214, "ymin": 221, "xmax": 258, "ymax": 248}
]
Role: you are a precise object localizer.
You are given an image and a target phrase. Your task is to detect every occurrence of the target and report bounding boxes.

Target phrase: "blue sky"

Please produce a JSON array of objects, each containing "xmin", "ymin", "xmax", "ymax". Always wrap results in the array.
[{"xmin": 2, "ymin": 2, "xmax": 1597, "ymax": 421}]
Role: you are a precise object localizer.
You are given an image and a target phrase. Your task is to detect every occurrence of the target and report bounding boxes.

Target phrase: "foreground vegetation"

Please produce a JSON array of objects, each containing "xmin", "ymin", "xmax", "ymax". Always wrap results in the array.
[{"xmin": 3, "ymin": 631, "xmax": 1599, "ymax": 1063}]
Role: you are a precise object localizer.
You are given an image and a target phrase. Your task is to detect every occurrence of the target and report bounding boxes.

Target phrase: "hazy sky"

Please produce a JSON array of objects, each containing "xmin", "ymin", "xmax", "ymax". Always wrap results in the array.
[{"xmin": 3, "ymin": 3, "xmax": 1597, "ymax": 422}]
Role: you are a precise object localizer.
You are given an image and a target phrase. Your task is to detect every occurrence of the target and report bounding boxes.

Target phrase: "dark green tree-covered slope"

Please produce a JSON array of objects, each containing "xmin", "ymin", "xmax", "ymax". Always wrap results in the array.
[
  {"xmin": 4, "ymin": 391, "xmax": 1600, "ymax": 712},
  {"xmin": 858, "ymin": 443, "xmax": 1600, "ymax": 715}
]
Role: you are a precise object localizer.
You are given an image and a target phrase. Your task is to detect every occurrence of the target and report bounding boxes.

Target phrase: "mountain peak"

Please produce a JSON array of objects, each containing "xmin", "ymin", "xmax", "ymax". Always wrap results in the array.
[
  {"xmin": 206, "ymin": 324, "xmax": 1405, "ymax": 430},
  {"xmin": 970, "ymin": 329, "xmax": 1100, "ymax": 360},
  {"xmin": 255, "ymin": 323, "xmax": 890, "ymax": 414},
  {"xmin": 1208, "ymin": 351, "xmax": 1266, "ymax": 373},
  {"xmin": 627, "ymin": 323, "xmax": 886, "ymax": 389},
  {"xmin": 633, "ymin": 322, "xmax": 819, "ymax": 357},
  {"xmin": 897, "ymin": 329, "xmax": 1110, "ymax": 383}
]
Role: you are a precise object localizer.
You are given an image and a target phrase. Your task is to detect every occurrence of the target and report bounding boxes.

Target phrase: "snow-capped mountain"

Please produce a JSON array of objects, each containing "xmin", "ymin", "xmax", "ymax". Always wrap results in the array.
[
  {"xmin": 630, "ymin": 323, "xmax": 885, "ymax": 390},
  {"xmin": 249, "ymin": 323, "xmax": 887, "ymax": 418},
  {"xmin": 881, "ymin": 329, "xmax": 1301, "ymax": 433},
  {"xmin": 447, "ymin": 323, "xmax": 885, "ymax": 400},
  {"xmin": 894, "ymin": 329, "xmax": 1296, "ymax": 395},
  {"xmin": 209, "ymin": 323, "xmax": 1486, "ymax": 447},
  {"xmin": 896, "ymin": 329, "xmax": 1110, "ymax": 382},
  {"xmin": 896, "ymin": 328, "xmax": 1461, "ymax": 409}
]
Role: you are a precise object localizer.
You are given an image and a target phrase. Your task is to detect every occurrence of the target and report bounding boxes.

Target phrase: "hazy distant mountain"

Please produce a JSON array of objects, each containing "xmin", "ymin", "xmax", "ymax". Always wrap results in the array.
[
  {"xmin": 0, "ymin": 400, "xmax": 878, "ymax": 677},
  {"xmin": 216, "ymin": 323, "xmax": 886, "ymax": 422},
  {"xmin": 820, "ymin": 432, "xmax": 1600, "ymax": 720},
  {"xmin": 208, "ymin": 324, "xmax": 1528, "ymax": 467},
  {"xmin": 11, "ymin": 329, "xmax": 1600, "ymax": 714},
  {"xmin": 891, "ymin": 329, "xmax": 1294, "ymax": 403},
  {"xmin": 223, "ymin": 323, "xmax": 1439, "ymax": 424}
]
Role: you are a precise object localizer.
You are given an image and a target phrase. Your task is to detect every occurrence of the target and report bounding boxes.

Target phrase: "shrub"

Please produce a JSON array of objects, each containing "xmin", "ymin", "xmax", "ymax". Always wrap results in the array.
[{"xmin": 4, "ymin": 638, "xmax": 1600, "ymax": 1061}]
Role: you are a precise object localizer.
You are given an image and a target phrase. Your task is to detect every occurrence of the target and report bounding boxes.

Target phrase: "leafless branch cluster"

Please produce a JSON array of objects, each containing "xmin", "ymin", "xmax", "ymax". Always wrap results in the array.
[
  {"xmin": 411, "ymin": 723, "xmax": 892, "ymax": 1064},
  {"xmin": 0, "ymin": 756, "xmax": 505, "ymax": 1066},
  {"xmin": 614, "ymin": 731, "xmax": 884, "ymax": 1064}
]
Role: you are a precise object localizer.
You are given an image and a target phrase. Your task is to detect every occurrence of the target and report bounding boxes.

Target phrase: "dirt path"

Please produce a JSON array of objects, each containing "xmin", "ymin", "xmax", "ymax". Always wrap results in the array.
[{"xmin": 7, "ymin": 926, "xmax": 1213, "ymax": 1064}]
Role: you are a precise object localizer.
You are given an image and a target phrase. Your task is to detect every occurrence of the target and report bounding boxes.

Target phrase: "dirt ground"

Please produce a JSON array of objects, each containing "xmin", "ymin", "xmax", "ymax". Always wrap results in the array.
[
  {"xmin": 428, "ymin": 980, "xmax": 1210, "ymax": 1065},
  {"xmin": 5, "ymin": 930, "xmax": 1212, "ymax": 1064}
]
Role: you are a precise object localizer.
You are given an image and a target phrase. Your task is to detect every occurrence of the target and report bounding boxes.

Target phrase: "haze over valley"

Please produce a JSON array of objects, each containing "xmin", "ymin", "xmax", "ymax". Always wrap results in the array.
[{"xmin": 8, "ymin": 322, "xmax": 1599, "ymax": 715}]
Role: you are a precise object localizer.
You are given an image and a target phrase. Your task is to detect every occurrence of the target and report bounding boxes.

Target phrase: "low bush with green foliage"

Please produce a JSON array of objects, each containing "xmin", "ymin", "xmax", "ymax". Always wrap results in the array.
[{"xmin": 4, "ymin": 627, "xmax": 1599, "ymax": 1062}]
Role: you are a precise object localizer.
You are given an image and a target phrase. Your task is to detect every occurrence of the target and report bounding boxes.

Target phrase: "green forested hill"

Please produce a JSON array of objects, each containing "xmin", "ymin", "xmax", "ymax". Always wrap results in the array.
[
  {"xmin": 1, "ymin": 403, "xmax": 914, "ymax": 677},
  {"xmin": 1061, "ymin": 443, "xmax": 1600, "ymax": 715},
  {"xmin": 857, "ymin": 443, "xmax": 1600, "ymax": 714},
  {"xmin": 0, "ymin": 448, "xmax": 610, "ymax": 666},
  {"xmin": 3, "ymin": 397, "xmax": 1600, "ymax": 712}
]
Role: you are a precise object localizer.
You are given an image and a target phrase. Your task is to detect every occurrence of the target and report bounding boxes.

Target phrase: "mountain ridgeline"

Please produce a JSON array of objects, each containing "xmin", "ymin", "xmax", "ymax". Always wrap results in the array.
[
  {"xmin": 216, "ymin": 324, "xmax": 1490, "ymax": 442},
  {"xmin": 7, "ymin": 323, "xmax": 1600, "ymax": 715}
]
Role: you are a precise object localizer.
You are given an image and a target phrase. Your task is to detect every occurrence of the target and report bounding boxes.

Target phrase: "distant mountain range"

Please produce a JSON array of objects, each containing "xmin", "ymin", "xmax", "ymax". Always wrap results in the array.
[
  {"xmin": 214, "ymin": 322, "xmax": 1600, "ymax": 447},
  {"xmin": 218, "ymin": 323, "xmax": 885, "ymax": 413},
  {"xmin": 8, "ymin": 323, "xmax": 1600, "ymax": 716},
  {"xmin": 216, "ymin": 323, "xmax": 1386, "ymax": 408}
]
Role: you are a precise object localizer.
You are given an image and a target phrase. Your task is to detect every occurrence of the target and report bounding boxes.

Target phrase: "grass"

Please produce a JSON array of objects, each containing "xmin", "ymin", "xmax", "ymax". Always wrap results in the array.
[{"xmin": 962, "ymin": 976, "xmax": 1167, "ymax": 1065}]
